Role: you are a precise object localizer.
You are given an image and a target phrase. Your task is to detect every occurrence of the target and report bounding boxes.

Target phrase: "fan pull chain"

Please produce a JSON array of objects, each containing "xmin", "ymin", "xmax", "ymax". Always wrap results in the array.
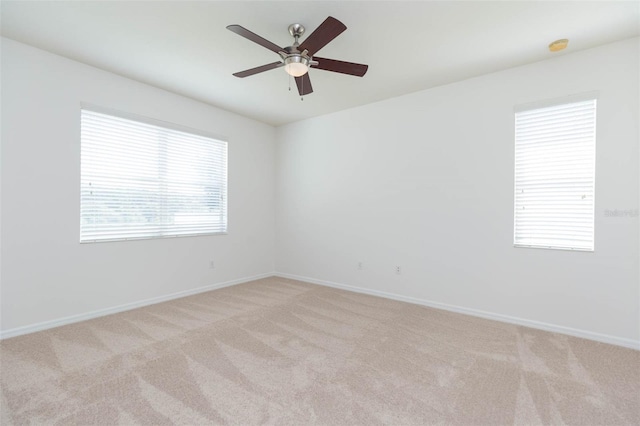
[{"xmin": 288, "ymin": 73, "xmax": 291, "ymax": 91}]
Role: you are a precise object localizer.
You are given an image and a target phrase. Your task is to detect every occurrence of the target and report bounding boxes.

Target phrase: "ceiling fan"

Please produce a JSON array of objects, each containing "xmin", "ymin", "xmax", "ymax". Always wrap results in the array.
[{"xmin": 227, "ymin": 16, "xmax": 368, "ymax": 96}]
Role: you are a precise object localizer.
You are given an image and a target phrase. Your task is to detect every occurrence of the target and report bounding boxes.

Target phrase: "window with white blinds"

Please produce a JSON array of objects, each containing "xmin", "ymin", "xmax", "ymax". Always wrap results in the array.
[
  {"xmin": 80, "ymin": 108, "xmax": 227, "ymax": 242},
  {"xmin": 514, "ymin": 98, "xmax": 596, "ymax": 251}
]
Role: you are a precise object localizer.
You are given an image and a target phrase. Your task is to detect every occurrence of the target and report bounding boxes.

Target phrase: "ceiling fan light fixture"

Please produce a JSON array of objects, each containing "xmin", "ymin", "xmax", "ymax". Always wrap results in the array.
[
  {"xmin": 284, "ymin": 55, "xmax": 309, "ymax": 77},
  {"xmin": 228, "ymin": 16, "xmax": 367, "ymax": 97}
]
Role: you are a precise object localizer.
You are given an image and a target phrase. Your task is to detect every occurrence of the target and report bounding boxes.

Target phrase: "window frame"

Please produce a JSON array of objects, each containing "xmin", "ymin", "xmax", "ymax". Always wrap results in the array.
[
  {"xmin": 80, "ymin": 104, "xmax": 228, "ymax": 243},
  {"xmin": 513, "ymin": 93, "xmax": 597, "ymax": 252}
]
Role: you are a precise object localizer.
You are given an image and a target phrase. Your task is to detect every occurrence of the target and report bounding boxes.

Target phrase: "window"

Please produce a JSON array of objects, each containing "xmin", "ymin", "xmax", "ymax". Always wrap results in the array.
[
  {"xmin": 80, "ymin": 107, "xmax": 227, "ymax": 242},
  {"xmin": 514, "ymin": 97, "xmax": 596, "ymax": 251}
]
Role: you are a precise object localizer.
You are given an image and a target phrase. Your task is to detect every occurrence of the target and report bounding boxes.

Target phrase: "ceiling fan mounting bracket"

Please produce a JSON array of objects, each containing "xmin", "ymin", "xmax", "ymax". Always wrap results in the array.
[{"xmin": 288, "ymin": 23, "xmax": 305, "ymax": 39}]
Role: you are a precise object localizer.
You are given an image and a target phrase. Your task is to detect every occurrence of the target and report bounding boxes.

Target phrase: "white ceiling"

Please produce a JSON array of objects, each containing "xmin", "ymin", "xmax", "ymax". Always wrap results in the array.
[{"xmin": 2, "ymin": 1, "xmax": 638, "ymax": 126}]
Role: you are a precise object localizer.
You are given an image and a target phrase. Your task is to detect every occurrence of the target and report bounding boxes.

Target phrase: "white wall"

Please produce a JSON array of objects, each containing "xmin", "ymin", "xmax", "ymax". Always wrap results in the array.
[
  {"xmin": 1, "ymin": 38, "xmax": 276, "ymax": 333},
  {"xmin": 276, "ymin": 38, "xmax": 640, "ymax": 346},
  {"xmin": 2, "ymin": 36, "xmax": 638, "ymax": 347}
]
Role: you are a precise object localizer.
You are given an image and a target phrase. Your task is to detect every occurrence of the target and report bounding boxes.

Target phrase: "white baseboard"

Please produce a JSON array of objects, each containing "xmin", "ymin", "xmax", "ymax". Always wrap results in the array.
[
  {"xmin": 0, "ymin": 272, "xmax": 275, "ymax": 340},
  {"xmin": 275, "ymin": 272, "xmax": 640, "ymax": 351}
]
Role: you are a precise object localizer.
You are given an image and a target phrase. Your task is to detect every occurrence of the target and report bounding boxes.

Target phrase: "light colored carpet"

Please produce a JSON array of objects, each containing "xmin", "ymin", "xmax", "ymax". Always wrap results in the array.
[{"xmin": 1, "ymin": 277, "xmax": 638, "ymax": 425}]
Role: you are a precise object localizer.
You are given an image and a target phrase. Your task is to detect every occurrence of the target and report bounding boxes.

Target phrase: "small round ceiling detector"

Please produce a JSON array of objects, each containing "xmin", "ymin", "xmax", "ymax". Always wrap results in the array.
[{"xmin": 549, "ymin": 39, "xmax": 569, "ymax": 52}]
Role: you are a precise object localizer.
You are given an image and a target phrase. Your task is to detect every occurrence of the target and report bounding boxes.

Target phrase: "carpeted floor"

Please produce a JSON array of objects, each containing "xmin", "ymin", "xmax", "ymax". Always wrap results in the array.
[{"xmin": 1, "ymin": 277, "xmax": 638, "ymax": 425}]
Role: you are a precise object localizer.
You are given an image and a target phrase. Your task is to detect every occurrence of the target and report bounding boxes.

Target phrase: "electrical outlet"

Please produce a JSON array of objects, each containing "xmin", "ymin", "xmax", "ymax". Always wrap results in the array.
[
  {"xmin": 209, "ymin": 260, "xmax": 215, "ymax": 269},
  {"xmin": 358, "ymin": 262, "xmax": 363, "ymax": 270},
  {"xmin": 395, "ymin": 266, "xmax": 401, "ymax": 275}
]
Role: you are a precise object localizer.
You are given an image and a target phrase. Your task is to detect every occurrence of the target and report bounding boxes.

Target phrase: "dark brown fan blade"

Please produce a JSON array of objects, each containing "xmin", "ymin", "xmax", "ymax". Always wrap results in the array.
[
  {"xmin": 298, "ymin": 16, "xmax": 346, "ymax": 56},
  {"xmin": 295, "ymin": 73, "xmax": 313, "ymax": 96},
  {"xmin": 311, "ymin": 57, "xmax": 368, "ymax": 77},
  {"xmin": 233, "ymin": 61, "xmax": 284, "ymax": 78},
  {"xmin": 227, "ymin": 24, "xmax": 283, "ymax": 53}
]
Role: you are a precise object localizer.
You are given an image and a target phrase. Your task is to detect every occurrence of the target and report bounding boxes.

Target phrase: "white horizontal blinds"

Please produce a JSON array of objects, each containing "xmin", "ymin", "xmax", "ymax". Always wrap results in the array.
[
  {"xmin": 81, "ymin": 109, "xmax": 227, "ymax": 242},
  {"xmin": 514, "ymin": 99, "xmax": 596, "ymax": 251}
]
